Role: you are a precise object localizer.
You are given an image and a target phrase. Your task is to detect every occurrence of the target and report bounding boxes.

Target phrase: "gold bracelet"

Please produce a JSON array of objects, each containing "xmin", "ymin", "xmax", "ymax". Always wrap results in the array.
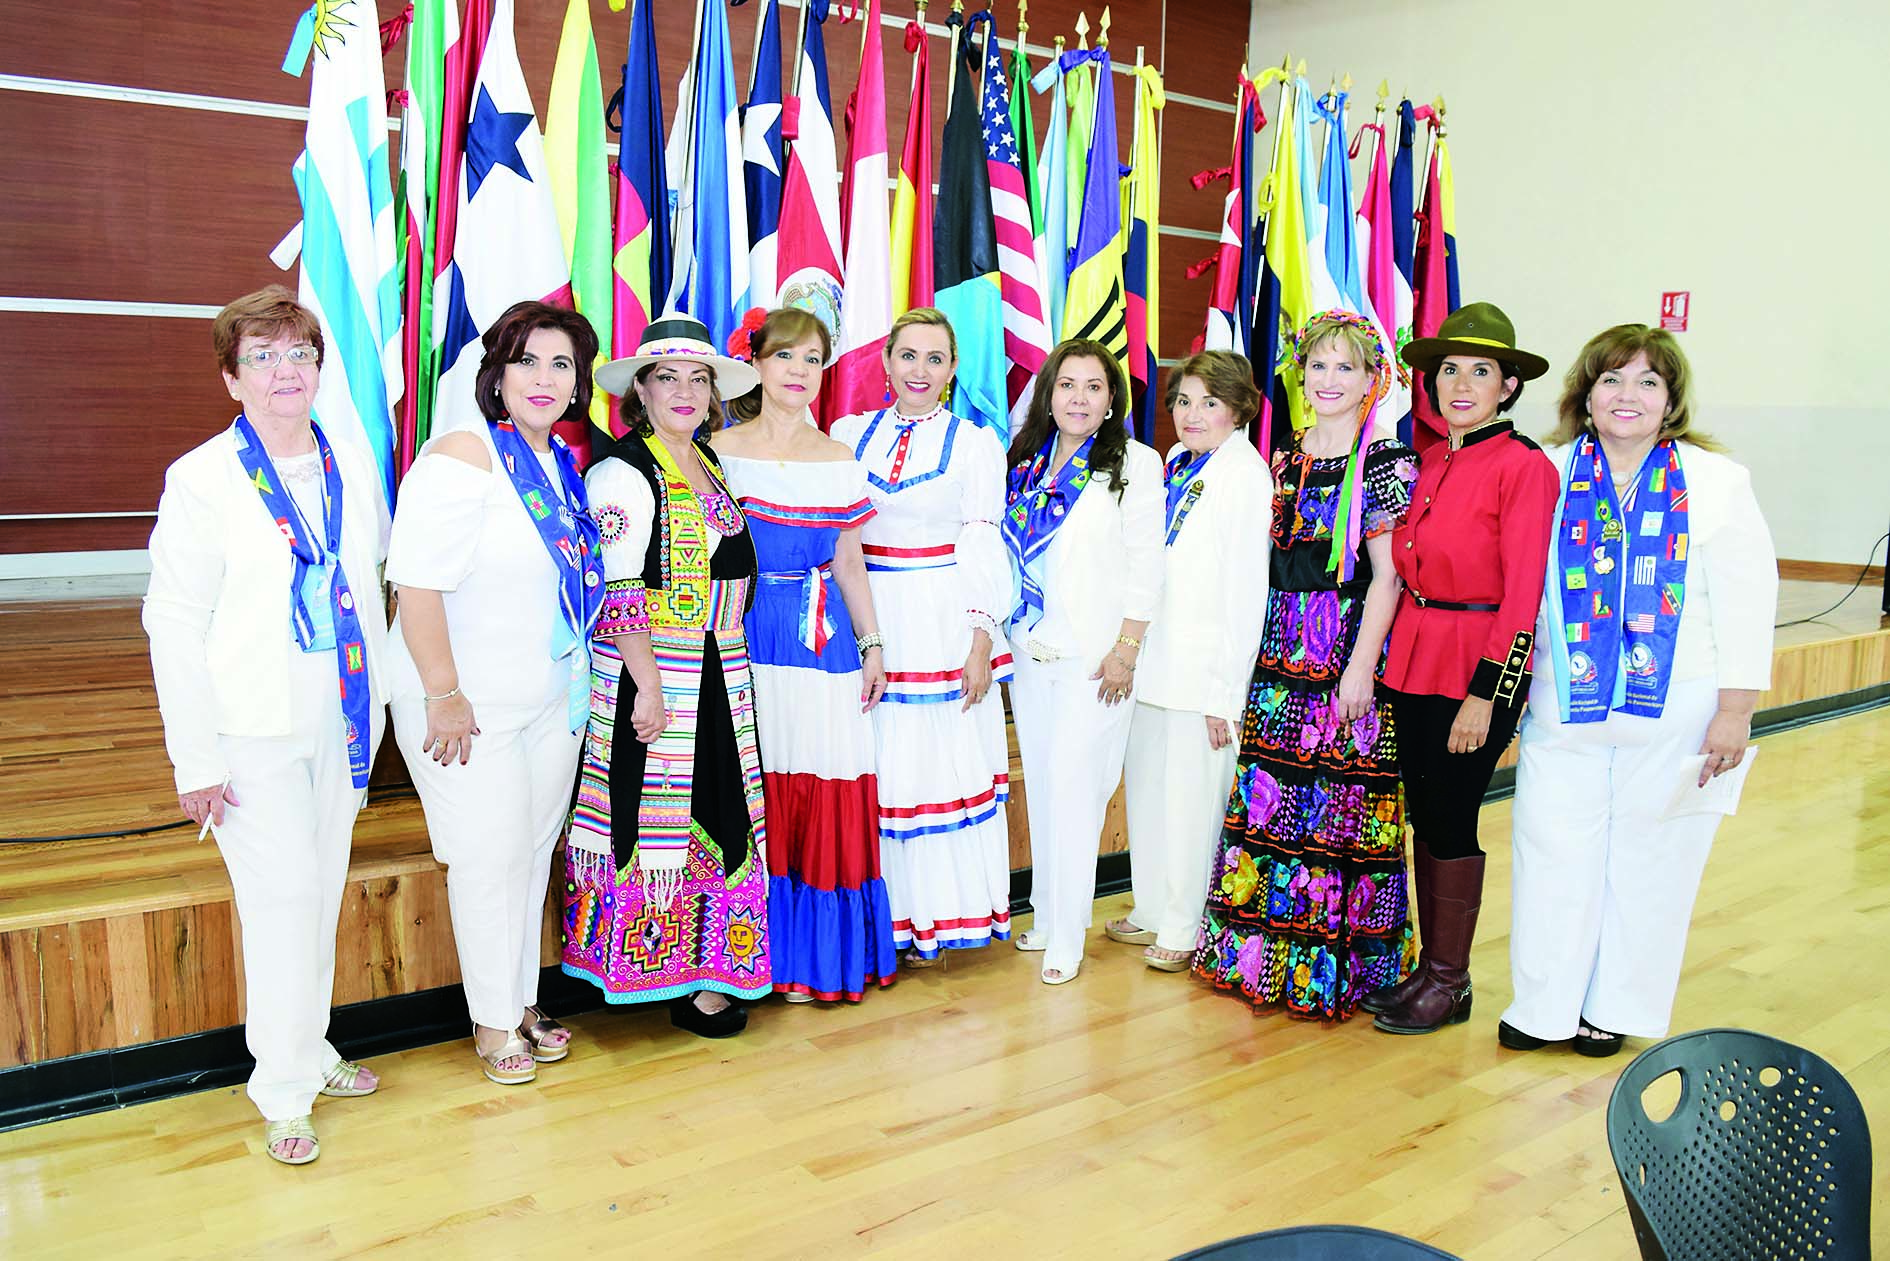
[{"xmin": 1115, "ymin": 633, "xmax": 1142, "ymax": 651}]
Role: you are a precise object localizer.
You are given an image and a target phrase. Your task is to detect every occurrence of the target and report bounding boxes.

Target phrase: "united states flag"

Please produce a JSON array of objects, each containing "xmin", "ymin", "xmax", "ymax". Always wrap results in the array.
[
  {"xmin": 980, "ymin": 46, "xmax": 1049, "ymax": 406},
  {"xmin": 1627, "ymin": 613, "xmax": 1657, "ymax": 633}
]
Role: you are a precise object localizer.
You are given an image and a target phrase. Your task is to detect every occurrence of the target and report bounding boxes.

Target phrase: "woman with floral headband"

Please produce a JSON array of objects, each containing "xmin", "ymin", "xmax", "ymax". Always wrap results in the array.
[{"xmin": 1192, "ymin": 311, "xmax": 1419, "ymax": 1020}]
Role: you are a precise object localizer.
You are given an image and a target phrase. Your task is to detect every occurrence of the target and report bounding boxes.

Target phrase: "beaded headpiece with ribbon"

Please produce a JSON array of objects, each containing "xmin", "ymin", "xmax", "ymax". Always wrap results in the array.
[{"xmin": 1293, "ymin": 309, "xmax": 1393, "ymax": 581}]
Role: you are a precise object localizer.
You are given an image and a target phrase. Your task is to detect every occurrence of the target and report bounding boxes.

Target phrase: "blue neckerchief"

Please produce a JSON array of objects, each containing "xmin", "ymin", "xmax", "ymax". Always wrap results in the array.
[
  {"xmin": 1547, "ymin": 435, "xmax": 1689, "ymax": 723},
  {"xmin": 853, "ymin": 407, "xmax": 963, "ymax": 493},
  {"xmin": 231, "ymin": 415, "xmax": 372, "ymax": 788},
  {"xmin": 1002, "ymin": 432, "xmax": 1096, "ymax": 630},
  {"xmin": 487, "ymin": 420, "xmax": 606, "ymax": 731},
  {"xmin": 1163, "ymin": 446, "xmax": 1215, "ymax": 544}
]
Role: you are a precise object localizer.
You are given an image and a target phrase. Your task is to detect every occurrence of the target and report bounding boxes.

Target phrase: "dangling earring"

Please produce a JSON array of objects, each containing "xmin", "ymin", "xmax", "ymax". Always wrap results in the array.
[
  {"xmin": 882, "ymin": 374, "xmax": 893, "ymax": 404},
  {"xmin": 941, "ymin": 379, "xmax": 954, "ymax": 407}
]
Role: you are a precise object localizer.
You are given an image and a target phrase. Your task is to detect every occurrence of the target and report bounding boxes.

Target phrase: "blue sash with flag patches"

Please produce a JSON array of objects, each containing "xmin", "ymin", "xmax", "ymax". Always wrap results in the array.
[
  {"xmin": 1003, "ymin": 433, "xmax": 1095, "ymax": 630},
  {"xmin": 488, "ymin": 420, "xmax": 607, "ymax": 732},
  {"xmin": 231, "ymin": 415, "xmax": 373, "ymax": 788},
  {"xmin": 1549, "ymin": 435, "xmax": 1688, "ymax": 723}
]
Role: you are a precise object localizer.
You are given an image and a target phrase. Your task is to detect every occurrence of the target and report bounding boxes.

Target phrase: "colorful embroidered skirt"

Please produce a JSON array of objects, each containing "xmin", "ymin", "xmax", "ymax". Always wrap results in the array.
[
  {"xmin": 562, "ymin": 627, "xmax": 773, "ymax": 1004},
  {"xmin": 1193, "ymin": 586, "xmax": 1414, "ymax": 1020}
]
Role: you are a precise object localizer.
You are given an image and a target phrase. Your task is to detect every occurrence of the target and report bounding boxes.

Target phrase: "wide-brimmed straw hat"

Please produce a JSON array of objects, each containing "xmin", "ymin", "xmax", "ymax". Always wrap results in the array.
[
  {"xmin": 1400, "ymin": 302, "xmax": 1550, "ymax": 381},
  {"xmin": 594, "ymin": 316, "xmax": 760, "ymax": 398}
]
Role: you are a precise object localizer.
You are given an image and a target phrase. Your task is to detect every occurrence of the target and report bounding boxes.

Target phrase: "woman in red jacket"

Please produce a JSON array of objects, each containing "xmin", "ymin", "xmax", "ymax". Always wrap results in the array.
[{"xmin": 1366, "ymin": 303, "xmax": 1560, "ymax": 1036}]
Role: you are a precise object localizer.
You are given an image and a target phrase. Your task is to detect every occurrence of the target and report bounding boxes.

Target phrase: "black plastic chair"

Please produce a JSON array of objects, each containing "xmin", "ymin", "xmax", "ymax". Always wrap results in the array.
[
  {"xmin": 1171, "ymin": 1225, "xmax": 1460, "ymax": 1259},
  {"xmin": 1606, "ymin": 1027, "xmax": 1873, "ymax": 1260}
]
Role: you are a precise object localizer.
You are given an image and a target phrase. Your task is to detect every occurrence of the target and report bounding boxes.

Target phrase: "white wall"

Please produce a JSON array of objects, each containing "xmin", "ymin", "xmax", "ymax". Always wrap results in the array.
[{"xmin": 1248, "ymin": 0, "xmax": 1890, "ymax": 564}]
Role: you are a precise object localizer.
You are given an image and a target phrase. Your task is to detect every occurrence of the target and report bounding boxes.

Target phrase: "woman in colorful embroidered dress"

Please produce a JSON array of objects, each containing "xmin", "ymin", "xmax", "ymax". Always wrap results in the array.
[
  {"xmin": 562, "ymin": 318, "xmax": 769, "ymax": 1039},
  {"xmin": 1116, "ymin": 351, "xmax": 1274, "ymax": 974},
  {"xmin": 1367, "ymin": 302, "xmax": 1560, "ymax": 1036},
  {"xmin": 713, "ymin": 307, "xmax": 897, "ymax": 1003},
  {"xmin": 1501, "ymin": 325, "xmax": 1776, "ymax": 1058},
  {"xmin": 1003, "ymin": 341, "xmax": 1164, "ymax": 985},
  {"xmin": 144, "ymin": 287, "xmax": 389, "ymax": 1165},
  {"xmin": 1191, "ymin": 312, "xmax": 1419, "ymax": 1021},
  {"xmin": 389, "ymin": 302, "xmax": 604, "ymax": 1084},
  {"xmin": 830, "ymin": 307, "xmax": 1016, "ymax": 966}
]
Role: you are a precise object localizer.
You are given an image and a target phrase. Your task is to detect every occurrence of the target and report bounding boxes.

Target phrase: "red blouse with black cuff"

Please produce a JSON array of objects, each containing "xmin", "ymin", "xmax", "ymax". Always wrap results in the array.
[{"xmin": 1381, "ymin": 421, "xmax": 1560, "ymax": 705}]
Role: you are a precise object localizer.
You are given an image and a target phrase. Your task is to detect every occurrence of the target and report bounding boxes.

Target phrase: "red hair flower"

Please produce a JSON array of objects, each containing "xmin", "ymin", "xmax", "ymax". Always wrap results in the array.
[{"xmin": 727, "ymin": 307, "xmax": 769, "ymax": 360}]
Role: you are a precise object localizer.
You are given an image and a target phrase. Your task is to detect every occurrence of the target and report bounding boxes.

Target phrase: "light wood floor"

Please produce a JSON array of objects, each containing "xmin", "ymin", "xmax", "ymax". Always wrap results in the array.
[{"xmin": 2, "ymin": 707, "xmax": 1886, "ymax": 1259}]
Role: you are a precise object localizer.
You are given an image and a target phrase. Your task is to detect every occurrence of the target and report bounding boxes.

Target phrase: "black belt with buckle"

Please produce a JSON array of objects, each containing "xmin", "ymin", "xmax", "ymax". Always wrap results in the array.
[{"xmin": 1410, "ymin": 593, "xmax": 1500, "ymax": 612}]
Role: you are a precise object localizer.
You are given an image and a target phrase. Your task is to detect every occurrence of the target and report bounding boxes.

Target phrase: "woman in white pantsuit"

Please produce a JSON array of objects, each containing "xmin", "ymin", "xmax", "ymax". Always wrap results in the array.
[
  {"xmin": 1003, "ymin": 341, "xmax": 1164, "ymax": 984},
  {"xmin": 1114, "ymin": 352, "xmax": 1274, "ymax": 970},
  {"xmin": 388, "ymin": 302, "xmax": 605, "ymax": 1085},
  {"xmin": 1502, "ymin": 324, "xmax": 1777, "ymax": 1058},
  {"xmin": 145, "ymin": 286, "xmax": 390, "ymax": 1165}
]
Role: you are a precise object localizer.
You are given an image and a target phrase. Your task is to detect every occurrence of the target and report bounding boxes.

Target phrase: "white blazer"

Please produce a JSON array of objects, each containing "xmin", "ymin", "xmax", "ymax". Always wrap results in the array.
[
  {"xmin": 1011, "ymin": 440, "xmax": 1165, "ymax": 666},
  {"xmin": 144, "ymin": 427, "xmax": 391, "ymax": 793},
  {"xmin": 1135, "ymin": 435, "xmax": 1274, "ymax": 723},
  {"xmin": 1536, "ymin": 441, "xmax": 1778, "ymax": 692}
]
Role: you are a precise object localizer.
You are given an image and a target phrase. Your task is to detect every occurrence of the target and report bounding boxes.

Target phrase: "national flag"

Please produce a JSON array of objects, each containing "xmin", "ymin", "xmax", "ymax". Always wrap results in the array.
[
  {"xmin": 1436, "ymin": 130, "xmax": 1461, "ymax": 311},
  {"xmin": 1311, "ymin": 88, "xmax": 1366, "ymax": 317},
  {"xmin": 1260, "ymin": 75, "xmax": 1316, "ymax": 438},
  {"xmin": 978, "ymin": 19, "xmax": 1050, "ymax": 411},
  {"xmin": 1358, "ymin": 105, "xmax": 1414, "ymax": 440},
  {"xmin": 665, "ymin": 0, "xmax": 751, "ymax": 349},
  {"xmin": 275, "ymin": 0, "xmax": 402, "ymax": 509},
  {"xmin": 825, "ymin": 0, "xmax": 892, "ymax": 424},
  {"xmin": 1062, "ymin": 42, "xmax": 1095, "ymax": 295},
  {"xmin": 774, "ymin": 0, "xmax": 844, "ymax": 340},
  {"xmin": 1410, "ymin": 105, "xmax": 1459, "ymax": 452},
  {"xmin": 393, "ymin": 0, "xmax": 453, "ymax": 476},
  {"xmin": 1565, "ymin": 622, "xmax": 1589, "ymax": 643},
  {"xmin": 1060, "ymin": 47, "xmax": 1125, "ymax": 365},
  {"xmin": 1389, "ymin": 99, "xmax": 1418, "ymax": 443},
  {"xmin": 740, "ymin": 0, "xmax": 785, "ymax": 309},
  {"xmin": 607, "ymin": 0, "xmax": 671, "ymax": 385},
  {"xmin": 431, "ymin": 0, "xmax": 492, "ymax": 349},
  {"xmin": 545, "ymin": 0, "xmax": 610, "ymax": 457},
  {"xmin": 1661, "ymin": 582, "xmax": 1684, "ymax": 615},
  {"xmin": 1202, "ymin": 76, "xmax": 1258, "ymax": 356},
  {"xmin": 1029, "ymin": 50, "xmax": 1070, "ymax": 344},
  {"xmin": 431, "ymin": 0, "xmax": 573, "ymax": 438},
  {"xmin": 1123, "ymin": 63, "xmax": 1163, "ymax": 443},
  {"xmin": 889, "ymin": 15, "xmax": 934, "ymax": 314},
  {"xmin": 933, "ymin": 13, "xmax": 1006, "ymax": 437},
  {"xmin": 1627, "ymin": 613, "xmax": 1657, "ymax": 634}
]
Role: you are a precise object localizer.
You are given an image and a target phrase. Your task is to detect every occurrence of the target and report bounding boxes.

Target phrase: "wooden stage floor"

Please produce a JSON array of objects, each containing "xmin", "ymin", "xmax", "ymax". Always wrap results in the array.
[{"xmin": 0, "ymin": 705, "xmax": 1886, "ymax": 1258}]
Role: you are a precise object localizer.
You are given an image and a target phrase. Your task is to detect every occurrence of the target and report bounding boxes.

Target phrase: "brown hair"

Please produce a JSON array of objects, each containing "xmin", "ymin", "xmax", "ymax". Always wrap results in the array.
[
  {"xmin": 727, "ymin": 307, "xmax": 833, "ymax": 422},
  {"xmin": 619, "ymin": 362, "xmax": 726, "ymax": 443},
  {"xmin": 1550, "ymin": 323, "xmax": 1718, "ymax": 449},
  {"xmin": 1164, "ymin": 350, "xmax": 1261, "ymax": 424},
  {"xmin": 212, "ymin": 285, "xmax": 324, "ymax": 376},
  {"xmin": 1007, "ymin": 340, "xmax": 1132, "ymax": 499},
  {"xmin": 474, "ymin": 301, "xmax": 600, "ymax": 426},
  {"xmin": 886, "ymin": 306, "xmax": 958, "ymax": 359}
]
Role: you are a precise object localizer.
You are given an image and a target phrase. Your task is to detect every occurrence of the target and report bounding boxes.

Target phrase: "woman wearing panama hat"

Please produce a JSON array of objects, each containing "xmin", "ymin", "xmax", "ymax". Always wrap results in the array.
[
  {"xmin": 1364, "ymin": 302, "xmax": 1562, "ymax": 1036},
  {"xmin": 559, "ymin": 316, "xmax": 773, "ymax": 1039}
]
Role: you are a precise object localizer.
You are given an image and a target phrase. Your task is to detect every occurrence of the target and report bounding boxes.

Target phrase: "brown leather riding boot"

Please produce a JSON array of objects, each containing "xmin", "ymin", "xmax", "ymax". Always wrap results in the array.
[
  {"xmin": 1359, "ymin": 836, "xmax": 1433, "ymax": 1016},
  {"xmin": 1373, "ymin": 853, "xmax": 1485, "ymax": 1035}
]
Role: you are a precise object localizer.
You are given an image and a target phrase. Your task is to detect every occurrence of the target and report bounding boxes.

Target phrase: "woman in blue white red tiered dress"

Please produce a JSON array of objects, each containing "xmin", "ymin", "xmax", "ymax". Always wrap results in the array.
[
  {"xmin": 713, "ymin": 307, "xmax": 898, "ymax": 1003},
  {"xmin": 830, "ymin": 308, "xmax": 1016, "ymax": 966}
]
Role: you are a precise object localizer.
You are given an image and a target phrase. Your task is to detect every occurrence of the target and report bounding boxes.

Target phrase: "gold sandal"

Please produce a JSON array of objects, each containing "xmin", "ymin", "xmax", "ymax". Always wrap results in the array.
[
  {"xmin": 318, "ymin": 1058, "xmax": 378, "ymax": 1097},
  {"xmin": 519, "ymin": 1006, "xmax": 571, "ymax": 1063},
  {"xmin": 264, "ymin": 1116, "xmax": 320, "ymax": 1166},
  {"xmin": 902, "ymin": 949, "xmax": 945, "ymax": 970},
  {"xmin": 475, "ymin": 1027, "xmax": 538, "ymax": 1086}
]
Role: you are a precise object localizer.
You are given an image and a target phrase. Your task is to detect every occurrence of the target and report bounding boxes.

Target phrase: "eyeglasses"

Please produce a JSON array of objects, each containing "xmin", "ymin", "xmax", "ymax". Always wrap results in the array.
[{"xmin": 235, "ymin": 345, "xmax": 320, "ymax": 369}]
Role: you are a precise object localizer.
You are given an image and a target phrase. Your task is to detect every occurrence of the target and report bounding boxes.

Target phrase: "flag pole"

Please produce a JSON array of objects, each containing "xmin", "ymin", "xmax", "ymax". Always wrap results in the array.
[{"xmin": 945, "ymin": 0, "xmax": 963, "ymax": 115}]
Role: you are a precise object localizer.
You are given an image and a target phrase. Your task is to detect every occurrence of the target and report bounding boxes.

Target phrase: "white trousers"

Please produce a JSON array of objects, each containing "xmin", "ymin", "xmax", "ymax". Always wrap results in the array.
[
  {"xmin": 1504, "ymin": 675, "xmax": 1725, "ymax": 1041},
  {"xmin": 214, "ymin": 646, "xmax": 374, "ymax": 1121},
  {"xmin": 1123, "ymin": 702, "xmax": 1240, "ymax": 953},
  {"xmin": 1010, "ymin": 655, "xmax": 1136, "ymax": 973},
  {"xmin": 394, "ymin": 694, "xmax": 582, "ymax": 1031}
]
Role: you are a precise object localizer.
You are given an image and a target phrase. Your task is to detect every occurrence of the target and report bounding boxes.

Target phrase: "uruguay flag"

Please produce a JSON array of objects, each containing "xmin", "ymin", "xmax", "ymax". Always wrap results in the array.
[
  {"xmin": 665, "ymin": 0, "xmax": 750, "ymax": 349},
  {"xmin": 276, "ymin": 0, "xmax": 402, "ymax": 509},
  {"xmin": 741, "ymin": 0, "xmax": 785, "ymax": 310}
]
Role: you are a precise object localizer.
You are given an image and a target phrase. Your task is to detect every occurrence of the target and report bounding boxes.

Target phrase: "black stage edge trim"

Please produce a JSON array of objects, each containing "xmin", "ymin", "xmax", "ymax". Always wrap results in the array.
[{"xmin": 6, "ymin": 684, "xmax": 1885, "ymax": 1132}]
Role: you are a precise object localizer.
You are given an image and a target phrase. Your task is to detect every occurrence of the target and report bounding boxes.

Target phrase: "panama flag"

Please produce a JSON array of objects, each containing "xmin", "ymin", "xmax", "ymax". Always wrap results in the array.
[
  {"xmin": 1357, "ymin": 111, "xmax": 1413, "ymax": 436},
  {"xmin": 275, "ymin": 0, "xmax": 402, "ymax": 509},
  {"xmin": 1060, "ymin": 47, "xmax": 1126, "ymax": 367},
  {"xmin": 979, "ymin": 25, "xmax": 1049, "ymax": 410},
  {"xmin": 774, "ymin": 0, "xmax": 843, "ymax": 341},
  {"xmin": 741, "ymin": 0, "xmax": 785, "ymax": 309},
  {"xmin": 933, "ymin": 15, "xmax": 1005, "ymax": 437},
  {"xmin": 545, "ymin": 0, "xmax": 611, "ymax": 455},
  {"xmin": 1029, "ymin": 53, "xmax": 1069, "ymax": 347},
  {"xmin": 609, "ymin": 0, "xmax": 671, "ymax": 378},
  {"xmin": 431, "ymin": 0, "xmax": 573, "ymax": 437},
  {"xmin": 665, "ymin": 0, "xmax": 750, "ymax": 349},
  {"xmin": 825, "ymin": 0, "xmax": 891, "ymax": 424}
]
